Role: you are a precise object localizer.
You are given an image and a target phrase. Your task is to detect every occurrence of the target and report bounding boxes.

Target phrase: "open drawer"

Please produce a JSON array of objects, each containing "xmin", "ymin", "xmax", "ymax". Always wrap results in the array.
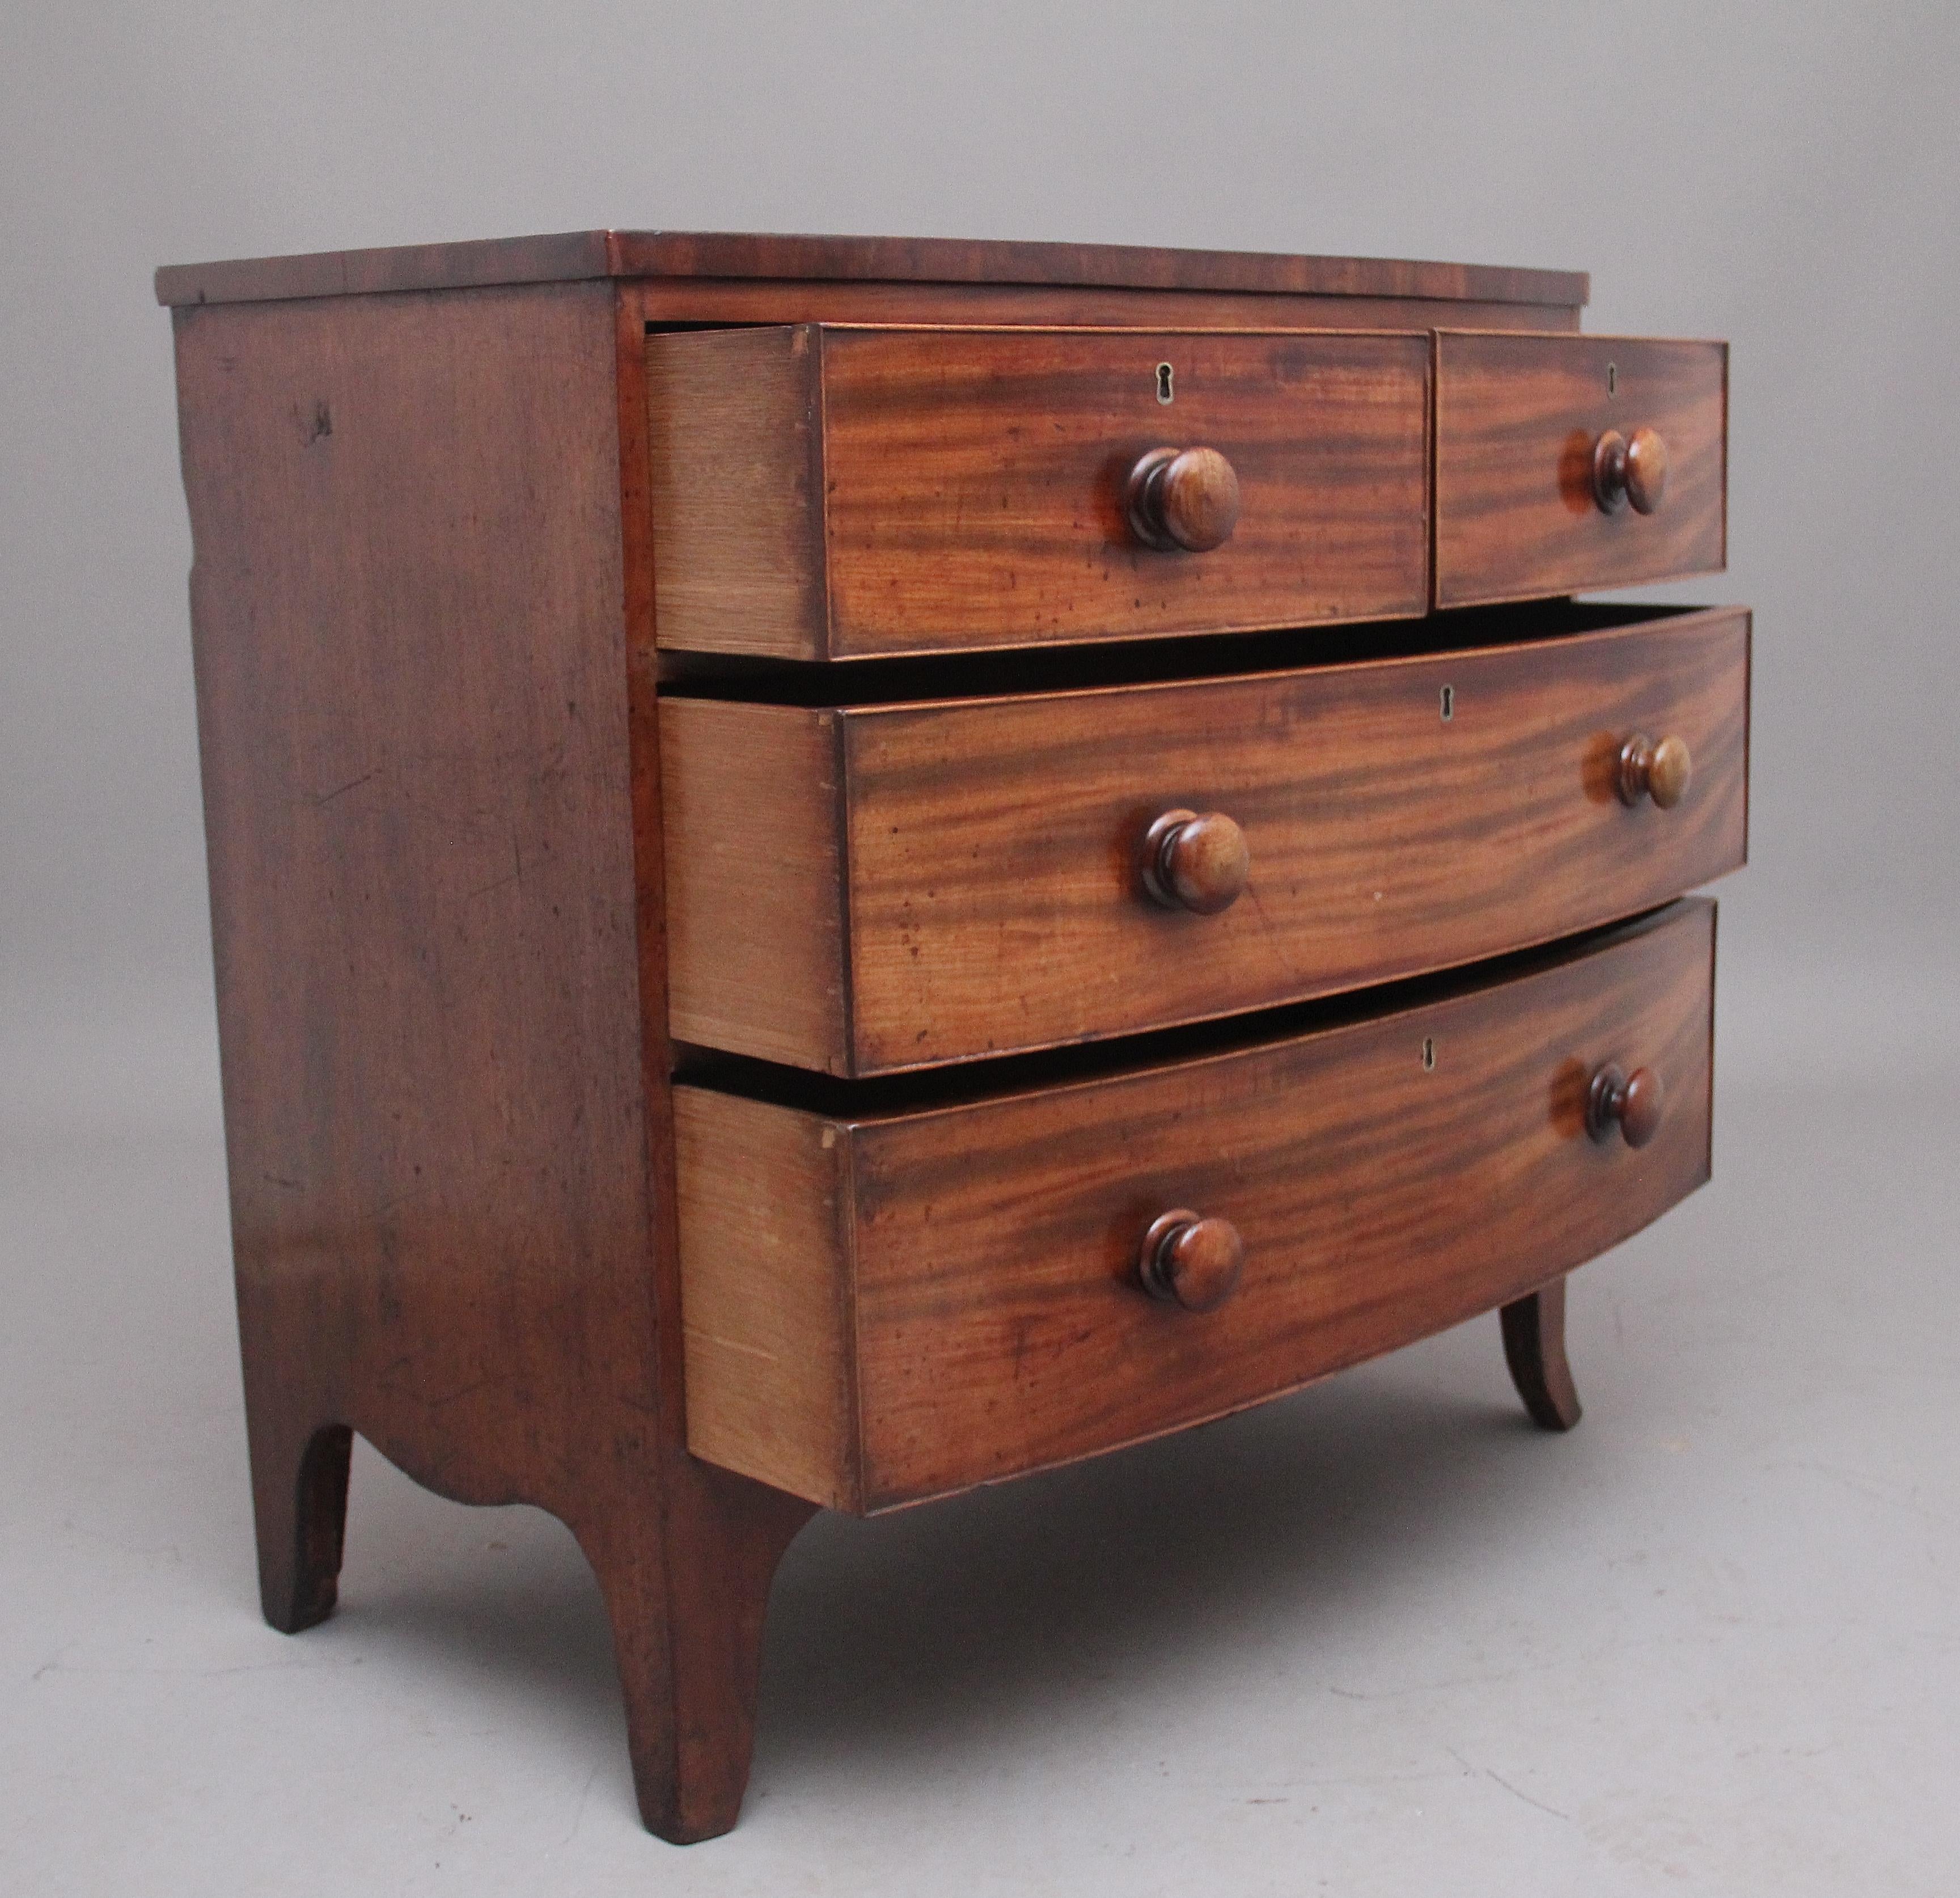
[
  {"xmin": 1433, "ymin": 331, "xmax": 1727, "ymax": 606},
  {"xmin": 675, "ymin": 900, "xmax": 1716, "ymax": 1511},
  {"xmin": 662, "ymin": 605, "xmax": 1748, "ymax": 1074}
]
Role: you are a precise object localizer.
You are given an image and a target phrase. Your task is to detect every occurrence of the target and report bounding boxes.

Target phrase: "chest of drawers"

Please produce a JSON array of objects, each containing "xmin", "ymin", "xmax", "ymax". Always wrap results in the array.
[{"xmin": 156, "ymin": 231, "xmax": 1745, "ymax": 1842}]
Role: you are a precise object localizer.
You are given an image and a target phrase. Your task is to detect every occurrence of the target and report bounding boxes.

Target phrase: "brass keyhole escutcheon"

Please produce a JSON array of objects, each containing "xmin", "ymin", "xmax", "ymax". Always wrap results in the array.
[{"xmin": 1155, "ymin": 361, "xmax": 1174, "ymax": 404}]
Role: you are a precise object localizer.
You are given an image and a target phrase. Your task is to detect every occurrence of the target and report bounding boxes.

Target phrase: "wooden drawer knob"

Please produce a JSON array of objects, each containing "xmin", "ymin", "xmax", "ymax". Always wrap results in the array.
[
  {"xmin": 1592, "ymin": 426, "xmax": 1669, "ymax": 515},
  {"xmin": 1141, "ymin": 808, "xmax": 1250, "ymax": 914},
  {"xmin": 1125, "ymin": 446, "xmax": 1241, "ymax": 551},
  {"xmin": 1586, "ymin": 1063, "xmax": 1665, "ymax": 1148},
  {"xmin": 1616, "ymin": 732, "xmax": 1693, "ymax": 809},
  {"xmin": 1138, "ymin": 1209, "xmax": 1244, "ymax": 1312}
]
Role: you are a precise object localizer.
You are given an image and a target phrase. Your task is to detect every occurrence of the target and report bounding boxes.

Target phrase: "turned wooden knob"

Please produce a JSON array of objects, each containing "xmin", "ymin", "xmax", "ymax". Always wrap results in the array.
[
  {"xmin": 1138, "ymin": 1209, "xmax": 1244, "ymax": 1313},
  {"xmin": 1124, "ymin": 446, "xmax": 1241, "ymax": 551},
  {"xmin": 1141, "ymin": 809, "xmax": 1250, "ymax": 914},
  {"xmin": 1616, "ymin": 732, "xmax": 1693, "ymax": 808},
  {"xmin": 1592, "ymin": 425, "xmax": 1669, "ymax": 515},
  {"xmin": 1586, "ymin": 1064, "xmax": 1665, "ymax": 1148}
]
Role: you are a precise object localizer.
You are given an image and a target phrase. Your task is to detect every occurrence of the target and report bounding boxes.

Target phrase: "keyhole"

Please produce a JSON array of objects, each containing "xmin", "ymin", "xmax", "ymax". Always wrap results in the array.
[
  {"xmin": 1607, "ymin": 362, "xmax": 1618, "ymax": 397},
  {"xmin": 1156, "ymin": 362, "xmax": 1174, "ymax": 404},
  {"xmin": 1422, "ymin": 1037, "xmax": 1437, "ymax": 1072},
  {"xmin": 1440, "ymin": 684, "xmax": 1455, "ymax": 721}
]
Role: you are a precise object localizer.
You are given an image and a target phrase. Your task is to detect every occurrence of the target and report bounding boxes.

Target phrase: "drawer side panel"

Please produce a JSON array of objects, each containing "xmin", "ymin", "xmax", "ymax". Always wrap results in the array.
[
  {"xmin": 675, "ymin": 1088, "xmax": 860, "ymax": 1510},
  {"xmin": 662, "ymin": 697, "xmax": 850, "ymax": 1072},
  {"xmin": 647, "ymin": 326, "xmax": 828, "ymax": 658}
]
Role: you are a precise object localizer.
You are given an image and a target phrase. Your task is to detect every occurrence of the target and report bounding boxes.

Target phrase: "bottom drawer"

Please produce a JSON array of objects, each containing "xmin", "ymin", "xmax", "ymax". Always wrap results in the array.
[{"xmin": 676, "ymin": 899, "xmax": 1715, "ymax": 1513}]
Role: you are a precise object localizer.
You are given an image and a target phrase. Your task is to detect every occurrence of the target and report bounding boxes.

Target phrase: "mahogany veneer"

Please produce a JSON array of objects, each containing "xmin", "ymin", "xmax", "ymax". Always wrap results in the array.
[
  {"xmin": 646, "ymin": 324, "xmax": 1431, "ymax": 657},
  {"xmin": 678, "ymin": 902, "xmax": 1715, "ymax": 1511},
  {"xmin": 156, "ymin": 229, "xmax": 1743, "ymax": 1842},
  {"xmin": 662, "ymin": 603, "xmax": 1748, "ymax": 1075},
  {"xmin": 1433, "ymin": 331, "xmax": 1728, "ymax": 606}
]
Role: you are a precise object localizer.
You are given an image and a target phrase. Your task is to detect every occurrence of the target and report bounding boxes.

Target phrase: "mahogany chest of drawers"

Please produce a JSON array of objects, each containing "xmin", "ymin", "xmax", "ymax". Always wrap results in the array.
[{"xmin": 156, "ymin": 230, "xmax": 1745, "ymax": 1842}]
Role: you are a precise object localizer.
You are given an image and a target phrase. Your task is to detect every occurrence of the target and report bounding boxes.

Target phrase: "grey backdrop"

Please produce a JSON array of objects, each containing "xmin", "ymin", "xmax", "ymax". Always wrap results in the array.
[
  {"xmin": 5, "ymin": 5, "xmax": 1958, "ymax": 1892},
  {"xmin": 6, "ymin": 1, "xmax": 1959, "ymax": 1098}
]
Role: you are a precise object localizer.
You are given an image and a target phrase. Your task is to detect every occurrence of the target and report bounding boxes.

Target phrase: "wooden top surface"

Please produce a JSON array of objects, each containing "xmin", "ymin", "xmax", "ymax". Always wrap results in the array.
[{"xmin": 154, "ymin": 229, "xmax": 1588, "ymax": 310}]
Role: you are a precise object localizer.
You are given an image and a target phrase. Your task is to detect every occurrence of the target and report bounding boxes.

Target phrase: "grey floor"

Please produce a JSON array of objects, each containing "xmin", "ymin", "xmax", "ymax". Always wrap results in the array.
[{"xmin": 5, "ymin": 956, "xmax": 1956, "ymax": 1896}]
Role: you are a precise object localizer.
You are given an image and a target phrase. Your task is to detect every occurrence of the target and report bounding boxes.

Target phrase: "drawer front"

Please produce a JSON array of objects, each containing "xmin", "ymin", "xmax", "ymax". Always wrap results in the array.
[
  {"xmin": 647, "ymin": 324, "xmax": 1430, "ymax": 660},
  {"xmin": 1433, "ymin": 333, "xmax": 1726, "ymax": 607},
  {"xmin": 662, "ymin": 607, "xmax": 1748, "ymax": 1075},
  {"xmin": 677, "ymin": 901, "xmax": 1716, "ymax": 1512}
]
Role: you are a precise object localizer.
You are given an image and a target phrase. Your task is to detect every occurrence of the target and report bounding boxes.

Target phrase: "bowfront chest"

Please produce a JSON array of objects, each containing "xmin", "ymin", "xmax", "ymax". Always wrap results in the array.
[{"xmin": 157, "ymin": 230, "xmax": 1745, "ymax": 1841}]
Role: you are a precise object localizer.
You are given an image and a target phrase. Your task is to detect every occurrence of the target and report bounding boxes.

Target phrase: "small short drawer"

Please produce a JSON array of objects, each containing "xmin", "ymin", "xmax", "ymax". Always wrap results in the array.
[
  {"xmin": 676, "ymin": 900, "xmax": 1715, "ymax": 1512},
  {"xmin": 1433, "ymin": 332, "xmax": 1727, "ymax": 607},
  {"xmin": 661, "ymin": 605, "xmax": 1748, "ymax": 1075},
  {"xmin": 646, "ymin": 324, "xmax": 1430, "ymax": 659}
]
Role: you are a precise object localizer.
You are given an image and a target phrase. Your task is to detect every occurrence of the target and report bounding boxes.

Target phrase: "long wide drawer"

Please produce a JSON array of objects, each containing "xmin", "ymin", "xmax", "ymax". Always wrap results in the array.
[
  {"xmin": 1434, "ymin": 331, "xmax": 1727, "ymax": 606},
  {"xmin": 646, "ymin": 324, "xmax": 1430, "ymax": 659},
  {"xmin": 676, "ymin": 899, "xmax": 1716, "ymax": 1512},
  {"xmin": 662, "ymin": 605, "xmax": 1749, "ymax": 1075}
]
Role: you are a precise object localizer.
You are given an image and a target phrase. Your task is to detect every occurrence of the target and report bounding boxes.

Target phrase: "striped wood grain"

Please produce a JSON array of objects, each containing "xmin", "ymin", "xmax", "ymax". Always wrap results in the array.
[
  {"xmin": 675, "ymin": 901, "xmax": 1717, "ymax": 1511},
  {"xmin": 661, "ymin": 607, "xmax": 1748, "ymax": 1075},
  {"xmin": 646, "ymin": 324, "xmax": 1431, "ymax": 658},
  {"xmin": 1434, "ymin": 331, "xmax": 1727, "ymax": 606}
]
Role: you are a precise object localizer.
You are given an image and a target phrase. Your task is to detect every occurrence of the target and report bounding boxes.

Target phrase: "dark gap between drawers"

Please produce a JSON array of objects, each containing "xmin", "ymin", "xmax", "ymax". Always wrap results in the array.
[
  {"xmin": 670, "ymin": 901, "xmax": 1687, "ymax": 1119},
  {"xmin": 655, "ymin": 601, "xmax": 1704, "ymax": 707}
]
